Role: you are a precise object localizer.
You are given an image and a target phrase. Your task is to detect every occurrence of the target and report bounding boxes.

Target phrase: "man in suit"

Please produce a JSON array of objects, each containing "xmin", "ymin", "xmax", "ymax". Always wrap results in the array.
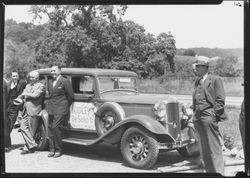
[
  {"xmin": 6, "ymin": 71, "xmax": 26, "ymax": 151},
  {"xmin": 17, "ymin": 71, "xmax": 45, "ymax": 154},
  {"xmin": 192, "ymin": 59, "xmax": 227, "ymax": 175},
  {"xmin": 47, "ymin": 65, "xmax": 74, "ymax": 158}
]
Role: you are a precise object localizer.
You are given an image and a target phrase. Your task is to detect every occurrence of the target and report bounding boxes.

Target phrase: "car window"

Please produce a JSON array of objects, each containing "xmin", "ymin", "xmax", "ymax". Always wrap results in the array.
[
  {"xmin": 99, "ymin": 77, "xmax": 137, "ymax": 92},
  {"xmin": 72, "ymin": 76, "xmax": 94, "ymax": 94}
]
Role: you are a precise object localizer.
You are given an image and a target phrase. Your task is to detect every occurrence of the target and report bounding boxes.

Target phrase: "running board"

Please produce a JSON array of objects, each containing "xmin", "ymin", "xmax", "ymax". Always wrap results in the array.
[{"xmin": 62, "ymin": 137, "xmax": 102, "ymax": 146}]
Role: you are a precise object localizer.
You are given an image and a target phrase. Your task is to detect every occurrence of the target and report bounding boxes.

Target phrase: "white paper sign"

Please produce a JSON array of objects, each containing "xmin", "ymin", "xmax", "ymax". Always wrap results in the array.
[{"xmin": 70, "ymin": 102, "xmax": 97, "ymax": 130}]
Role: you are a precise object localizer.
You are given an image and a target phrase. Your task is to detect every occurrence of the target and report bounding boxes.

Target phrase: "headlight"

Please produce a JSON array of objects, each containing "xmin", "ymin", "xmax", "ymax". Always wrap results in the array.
[{"xmin": 154, "ymin": 101, "xmax": 168, "ymax": 121}]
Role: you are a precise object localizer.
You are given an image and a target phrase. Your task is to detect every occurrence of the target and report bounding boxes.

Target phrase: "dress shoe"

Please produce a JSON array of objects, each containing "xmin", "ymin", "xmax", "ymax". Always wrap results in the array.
[
  {"xmin": 48, "ymin": 152, "xmax": 55, "ymax": 157},
  {"xmin": 21, "ymin": 149, "xmax": 35, "ymax": 155},
  {"xmin": 53, "ymin": 152, "xmax": 62, "ymax": 158}
]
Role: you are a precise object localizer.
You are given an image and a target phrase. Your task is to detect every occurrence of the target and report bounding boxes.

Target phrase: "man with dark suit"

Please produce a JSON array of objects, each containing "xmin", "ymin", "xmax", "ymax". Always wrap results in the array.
[
  {"xmin": 6, "ymin": 71, "xmax": 26, "ymax": 151},
  {"xmin": 47, "ymin": 65, "xmax": 74, "ymax": 158},
  {"xmin": 17, "ymin": 71, "xmax": 45, "ymax": 154},
  {"xmin": 192, "ymin": 59, "xmax": 227, "ymax": 175}
]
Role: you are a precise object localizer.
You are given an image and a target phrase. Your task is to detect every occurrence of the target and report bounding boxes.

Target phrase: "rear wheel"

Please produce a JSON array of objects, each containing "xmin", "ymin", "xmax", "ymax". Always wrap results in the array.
[
  {"xmin": 34, "ymin": 118, "xmax": 48, "ymax": 151},
  {"xmin": 95, "ymin": 102, "xmax": 124, "ymax": 136},
  {"xmin": 120, "ymin": 126, "xmax": 159, "ymax": 169}
]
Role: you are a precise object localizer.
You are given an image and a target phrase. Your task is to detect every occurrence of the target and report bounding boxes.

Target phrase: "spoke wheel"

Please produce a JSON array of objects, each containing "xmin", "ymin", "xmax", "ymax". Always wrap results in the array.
[
  {"xmin": 100, "ymin": 111, "xmax": 118, "ymax": 134},
  {"xmin": 95, "ymin": 102, "xmax": 124, "ymax": 136},
  {"xmin": 34, "ymin": 119, "xmax": 48, "ymax": 151},
  {"xmin": 121, "ymin": 126, "xmax": 159, "ymax": 169}
]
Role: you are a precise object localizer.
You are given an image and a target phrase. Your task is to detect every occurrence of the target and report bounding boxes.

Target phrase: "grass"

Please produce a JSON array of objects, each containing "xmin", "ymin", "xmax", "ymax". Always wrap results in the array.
[
  {"xmin": 140, "ymin": 78, "xmax": 244, "ymax": 97},
  {"xmin": 219, "ymin": 105, "xmax": 242, "ymax": 149}
]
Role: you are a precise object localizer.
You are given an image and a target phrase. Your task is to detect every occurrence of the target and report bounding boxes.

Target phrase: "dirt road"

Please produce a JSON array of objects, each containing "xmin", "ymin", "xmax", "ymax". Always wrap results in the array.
[{"xmin": 3, "ymin": 129, "xmax": 244, "ymax": 176}]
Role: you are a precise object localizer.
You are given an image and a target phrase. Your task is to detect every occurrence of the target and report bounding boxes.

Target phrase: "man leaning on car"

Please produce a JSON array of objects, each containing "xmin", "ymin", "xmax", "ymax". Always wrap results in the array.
[
  {"xmin": 17, "ymin": 71, "xmax": 45, "ymax": 154},
  {"xmin": 47, "ymin": 65, "xmax": 74, "ymax": 158}
]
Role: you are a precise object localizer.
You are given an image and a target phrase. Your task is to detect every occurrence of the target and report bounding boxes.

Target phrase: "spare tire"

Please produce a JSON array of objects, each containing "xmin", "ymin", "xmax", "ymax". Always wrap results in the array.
[{"xmin": 95, "ymin": 102, "xmax": 125, "ymax": 136}]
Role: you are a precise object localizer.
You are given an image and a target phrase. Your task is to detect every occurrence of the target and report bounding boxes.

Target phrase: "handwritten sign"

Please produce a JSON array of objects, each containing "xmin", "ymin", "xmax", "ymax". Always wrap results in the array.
[{"xmin": 70, "ymin": 102, "xmax": 97, "ymax": 130}]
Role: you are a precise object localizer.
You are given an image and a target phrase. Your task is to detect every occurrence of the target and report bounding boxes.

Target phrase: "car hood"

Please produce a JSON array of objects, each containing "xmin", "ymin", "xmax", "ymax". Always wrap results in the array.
[{"xmin": 101, "ymin": 93, "xmax": 178, "ymax": 105}]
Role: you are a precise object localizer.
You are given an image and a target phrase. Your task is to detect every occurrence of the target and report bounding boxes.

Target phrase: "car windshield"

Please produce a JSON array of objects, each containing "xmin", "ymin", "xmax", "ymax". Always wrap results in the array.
[{"xmin": 98, "ymin": 77, "xmax": 137, "ymax": 93}]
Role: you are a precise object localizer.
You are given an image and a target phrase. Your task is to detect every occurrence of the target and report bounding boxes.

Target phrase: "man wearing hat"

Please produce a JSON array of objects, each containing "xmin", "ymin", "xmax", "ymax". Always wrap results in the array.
[
  {"xmin": 17, "ymin": 71, "xmax": 45, "ymax": 154},
  {"xmin": 192, "ymin": 58, "xmax": 227, "ymax": 175}
]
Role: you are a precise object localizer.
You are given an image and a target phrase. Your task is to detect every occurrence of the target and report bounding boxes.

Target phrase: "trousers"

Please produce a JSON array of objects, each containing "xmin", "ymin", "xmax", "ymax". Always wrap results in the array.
[
  {"xmin": 193, "ymin": 109, "xmax": 224, "ymax": 175},
  {"xmin": 48, "ymin": 114, "xmax": 67, "ymax": 153},
  {"xmin": 20, "ymin": 114, "xmax": 38, "ymax": 150},
  {"xmin": 5, "ymin": 107, "xmax": 19, "ymax": 148}
]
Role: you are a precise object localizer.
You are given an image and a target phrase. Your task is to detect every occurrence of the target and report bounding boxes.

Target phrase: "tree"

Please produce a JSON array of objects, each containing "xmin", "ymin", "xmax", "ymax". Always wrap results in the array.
[
  {"xmin": 28, "ymin": 5, "xmax": 177, "ymax": 79},
  {"xmin": 213, "ymin": 56, "xmax": 241, "ymax": 77},
  {"xmin": 155, "ymin": 32, "xmax": 176, "ymax": 73},
  {"xmin": 4, "ymin": 39, "xmax": 36, "ymax": 78}
]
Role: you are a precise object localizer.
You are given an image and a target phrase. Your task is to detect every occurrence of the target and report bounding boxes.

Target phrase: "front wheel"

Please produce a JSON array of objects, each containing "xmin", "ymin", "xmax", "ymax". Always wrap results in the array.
[{"xmin": 120, "ymin": 126, "xmax": 159, "ymax": 169}]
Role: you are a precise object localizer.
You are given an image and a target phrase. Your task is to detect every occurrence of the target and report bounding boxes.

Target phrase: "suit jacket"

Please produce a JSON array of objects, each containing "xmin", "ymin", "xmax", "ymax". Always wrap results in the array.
[
  {"xmin": 7, "ymin": 79, "xmax": 26, "ymax": 109},
  {"xmin": 192, "ymin": 74, "xmax": 228, "ymax": 122},
  {"xmin": 22, "ymin": 82, "xmax": 45, "ymax": 116},
  {"xmin": 47, "ymin": 75, "xmax": 74, "ymax": 115}
]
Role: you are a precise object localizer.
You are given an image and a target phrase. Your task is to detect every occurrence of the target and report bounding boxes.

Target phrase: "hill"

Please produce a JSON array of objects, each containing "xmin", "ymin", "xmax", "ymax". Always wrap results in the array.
[{"xmin": 177, "ymin": 47, "xmax": 243, "ymax": 64}]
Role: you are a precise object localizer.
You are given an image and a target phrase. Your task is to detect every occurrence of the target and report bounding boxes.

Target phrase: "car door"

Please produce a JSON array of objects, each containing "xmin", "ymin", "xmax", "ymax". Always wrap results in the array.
[{"xmin": 68, "ymin": 75, "xmax": 99, "ymax": 132}]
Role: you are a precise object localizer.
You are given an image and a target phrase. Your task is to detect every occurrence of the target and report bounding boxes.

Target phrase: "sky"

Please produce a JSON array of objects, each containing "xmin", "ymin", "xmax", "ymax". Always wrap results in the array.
[{"xmin": 4, "ymin": 1, "xmax": 244, "ymax": 49}]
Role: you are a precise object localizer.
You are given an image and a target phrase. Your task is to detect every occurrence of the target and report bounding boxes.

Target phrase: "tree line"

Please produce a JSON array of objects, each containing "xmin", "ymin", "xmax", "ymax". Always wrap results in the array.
[{"xmin": 4, "ymin": 5, "xmax": 243, "ymax": 80}]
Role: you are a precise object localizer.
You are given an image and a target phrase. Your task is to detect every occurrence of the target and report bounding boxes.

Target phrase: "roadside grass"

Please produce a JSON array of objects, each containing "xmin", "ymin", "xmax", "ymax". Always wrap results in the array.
[
  {"xmin": 220, "ymin": 105, "xmax": 242, "ymax": 149},
  {"xmin": 140, "ymin": 78, "xmax": 244, "ymax": 97}
]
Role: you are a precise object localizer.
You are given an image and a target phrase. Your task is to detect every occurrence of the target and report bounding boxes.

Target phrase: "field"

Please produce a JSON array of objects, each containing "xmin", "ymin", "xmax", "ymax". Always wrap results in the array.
[
  {"xmin": 140, "ymin": 77, "xmax": 244, "ymax": 97},
  {"xmin": 140, "ymin": 78, "xmax": 243, "ymax": 149}
]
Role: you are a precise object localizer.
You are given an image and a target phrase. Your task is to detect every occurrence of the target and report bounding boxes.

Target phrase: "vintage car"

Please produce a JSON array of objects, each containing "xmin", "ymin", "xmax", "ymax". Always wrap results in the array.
[{"xmin": 33, "ymin": 68, "xmax": 199, "ymax": 169}]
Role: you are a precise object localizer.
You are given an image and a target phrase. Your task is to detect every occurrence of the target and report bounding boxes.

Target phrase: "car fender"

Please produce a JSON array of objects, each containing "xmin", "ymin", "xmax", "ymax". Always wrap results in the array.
[{"xmin": 100, "ymin": 115, "xmax": 175, "ymax": 144}]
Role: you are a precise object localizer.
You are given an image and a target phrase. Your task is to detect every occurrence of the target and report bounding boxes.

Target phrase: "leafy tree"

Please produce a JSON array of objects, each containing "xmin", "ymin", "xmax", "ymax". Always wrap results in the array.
[
  {"xmin": 213, "ymin": 56, "xmax": 242, "ymax": 77},
  {"xmin": 155, "ymin": 32, "xmax": 176, "ymax": 72},
  {"xmin": 4, "ymin": 39, "xmax": 36, "ymax": 78},
  {"xmin": 28, "ymin": 5, "xmax": 177, "ymax": 79}
]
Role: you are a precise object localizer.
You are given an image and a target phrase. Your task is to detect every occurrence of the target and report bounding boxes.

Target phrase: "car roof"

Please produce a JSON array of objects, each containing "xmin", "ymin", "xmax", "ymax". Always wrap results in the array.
[{"xmin": 35, "ymin": 68, "xmax": 138, "ymax": 77}]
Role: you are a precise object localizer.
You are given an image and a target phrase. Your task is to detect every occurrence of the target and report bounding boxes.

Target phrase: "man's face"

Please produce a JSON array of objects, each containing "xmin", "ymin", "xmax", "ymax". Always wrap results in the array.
[
  {"xmin": 195, "ymin": 65, "xmax": 208, "ymax": 77},
  {"xmin": 29, "ymin": 74, "xmax": 38, "ymax": 84},
  {"xmin": 51, "ymin": 66, "xmax": 61, "ymax": 79},
  {"xmin": 11, "ymin": 72, "xmax": 19, "ymax": 82}
]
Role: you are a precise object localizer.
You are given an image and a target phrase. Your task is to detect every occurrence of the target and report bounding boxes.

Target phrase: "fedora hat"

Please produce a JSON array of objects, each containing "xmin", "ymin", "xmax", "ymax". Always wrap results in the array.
[{"xmin": 194, "ymin": 56, "xmax": 210, "ymax": 67}]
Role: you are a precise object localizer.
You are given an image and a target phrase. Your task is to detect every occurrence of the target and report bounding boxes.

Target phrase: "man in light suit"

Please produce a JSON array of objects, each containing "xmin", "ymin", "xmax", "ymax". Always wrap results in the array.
[
  {"xmin": 47, "ymin": 65, "xmax": 74, "ymax": 158},
  {"xmin": 192, "ymin": 59, "xmax": 227, "ymax": 175},
  {"xmin": 18, "ymin": 71, "xmax": 45, "ymax": 154},
  {"xmin": 6, "ymin": 71, "xmax": 26, "ymax": 151}
]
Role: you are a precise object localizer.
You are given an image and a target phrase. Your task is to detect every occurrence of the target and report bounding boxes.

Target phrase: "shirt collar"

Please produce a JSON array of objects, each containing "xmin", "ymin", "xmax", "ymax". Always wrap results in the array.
[{"xmin": 201, "ymin": 72, "xmax": 208, "ymax": 83}]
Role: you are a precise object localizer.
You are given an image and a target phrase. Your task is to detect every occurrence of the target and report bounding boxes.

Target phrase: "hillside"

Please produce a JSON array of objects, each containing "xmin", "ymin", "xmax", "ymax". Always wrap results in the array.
[{"xmin": 177, "ymin": 47, "xmax": 243, "ymax": 63}]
